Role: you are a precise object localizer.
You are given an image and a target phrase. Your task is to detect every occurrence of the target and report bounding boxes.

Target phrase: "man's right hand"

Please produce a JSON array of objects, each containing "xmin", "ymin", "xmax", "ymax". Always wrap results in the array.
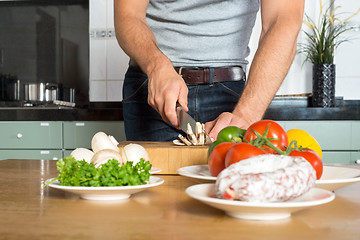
[{"xmin": 147, "ymin": 64, "xmax": 189, "ymax": 129}]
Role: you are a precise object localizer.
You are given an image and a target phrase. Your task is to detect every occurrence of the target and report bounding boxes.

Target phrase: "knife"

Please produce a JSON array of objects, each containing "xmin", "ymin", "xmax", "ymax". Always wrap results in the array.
[{"xmin": 176, "ymin": 106, "xmax": 212, "ymax": 144}]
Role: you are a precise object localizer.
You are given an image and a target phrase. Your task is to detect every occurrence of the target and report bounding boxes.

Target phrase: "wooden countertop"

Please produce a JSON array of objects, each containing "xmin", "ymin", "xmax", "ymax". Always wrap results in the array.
[{"xmin": 1, "ymin": 159, "xmax": 360, "ymax": 240}]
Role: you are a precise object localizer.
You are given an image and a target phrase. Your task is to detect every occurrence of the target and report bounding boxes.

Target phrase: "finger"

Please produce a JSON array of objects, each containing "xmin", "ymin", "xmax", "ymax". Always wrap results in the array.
[
  {"xmin": 204, "ymin": 120, "xmax": 216, "ymax": 134},
  {"xmin": 163, "ymin": 95, "xmax": 179, "ymax": 128},
  {"xmin": 148, "ymin": 94, "xmax": 170, "ymax": 123},
  {"xmin": 177, "ymin": 85, "xmax": 189, "ymax": 112},
  {"xmin": 207, "ymin": 113, "xmax": 232, "ymax": 140}
]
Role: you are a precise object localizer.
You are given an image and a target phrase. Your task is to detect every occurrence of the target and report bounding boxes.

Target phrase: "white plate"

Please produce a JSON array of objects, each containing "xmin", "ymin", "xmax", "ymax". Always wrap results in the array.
[
  {"xmin": 149, "ymin": 167, "xmax": 162, "ymax": 174},
  {"xmin": 177, "ymin": 165, "xmax": 216, "ymax": 180},
  {"xmin": 178, "ymin": 165, "xmax": 360, "ymax": 191},
  {"xmin": 46, "ymin": 176, "xmax": 164, "ymax": 200},
  {"xmin": 186, "ymin": 184, "xmax": 335, "ymax": 220},
  {"xmin": 315, "ymin": 165, "xmax": 360, "ymax": 191}
]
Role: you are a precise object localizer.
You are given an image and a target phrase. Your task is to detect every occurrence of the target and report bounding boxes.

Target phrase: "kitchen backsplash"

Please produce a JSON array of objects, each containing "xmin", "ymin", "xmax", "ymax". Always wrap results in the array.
[
  {"xmin": 89, "ymin": 0, "xmax": 128, "ymax": 102},
  {"xmin": 90, "ymin": 0, "xmax": 360, "ymax": 102}
]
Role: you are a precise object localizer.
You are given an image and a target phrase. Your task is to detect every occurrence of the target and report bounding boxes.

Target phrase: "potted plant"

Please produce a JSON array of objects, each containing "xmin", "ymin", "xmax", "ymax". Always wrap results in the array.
[{"xmin": 298, "ymin": 0, "xmax": 360, "ymax": 107}]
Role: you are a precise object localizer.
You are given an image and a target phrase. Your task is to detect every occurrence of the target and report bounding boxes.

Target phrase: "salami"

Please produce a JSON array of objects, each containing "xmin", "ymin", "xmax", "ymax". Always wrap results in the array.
[{"xmin": 215, "ymin": 154, "xmax": 316, "ymax": 202}]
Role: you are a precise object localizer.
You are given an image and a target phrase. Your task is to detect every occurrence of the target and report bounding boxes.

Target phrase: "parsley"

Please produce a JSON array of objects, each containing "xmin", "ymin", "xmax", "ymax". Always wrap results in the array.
[{"xmin": 47, "ymin": 156, "xmax": 152, "ymax": 187}]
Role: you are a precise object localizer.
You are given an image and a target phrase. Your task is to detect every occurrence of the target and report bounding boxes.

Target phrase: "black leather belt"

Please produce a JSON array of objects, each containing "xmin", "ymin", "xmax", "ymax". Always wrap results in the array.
[{"xmin": 175, "ymin": 66, "xmax": 245, "ymax": 85}]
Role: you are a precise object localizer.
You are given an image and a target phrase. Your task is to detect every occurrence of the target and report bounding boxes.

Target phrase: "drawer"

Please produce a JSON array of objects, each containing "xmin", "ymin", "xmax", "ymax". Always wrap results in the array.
[
  {"xmin": 63, "ymin": 150, "xmax": 73, "ymax": 158},
  {"xmin": 351, "ymin": 122, "xmax": 360, "ymax": 150},
  {"xmin": 0, "ymin": 149, "xmax": 62, "ymax": 160},
  {"xmin": 322, "ymin": 151, "xmax": 351, "ymax": 164},
  {"xmin": 279, "ymin": 121, "xmax": 353, "ymax": 151},
  {"xmin": 0, "ymin": 121, "xmax": 62, "ymax": 149},
  {"xmin": 351, "ymin": 151, "xmax": 360, "ymax": 164},
  {"xmin": 63, "ymin": 121, "xmax": 126, "ymax": 149},
  {"xmin": 322, "ymin": 151, "xmax": 360, "ymax": 164}
]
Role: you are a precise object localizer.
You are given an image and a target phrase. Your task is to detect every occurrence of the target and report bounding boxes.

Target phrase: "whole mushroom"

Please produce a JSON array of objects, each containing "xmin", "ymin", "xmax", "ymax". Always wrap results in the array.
[
  {"xmin": 91, "ymin": 149, "xmax": 124, "ymax": 168},
  {"xmin": 91, "ymin": 132, "xmax": 120, "ymax": 153},
  {"xmin": 70, "ymin": 148, "xmax": 94, "ymax": 163},
  {"xmin": 120, "ymin": 143, "xmax": 150, "ymax": 166}
]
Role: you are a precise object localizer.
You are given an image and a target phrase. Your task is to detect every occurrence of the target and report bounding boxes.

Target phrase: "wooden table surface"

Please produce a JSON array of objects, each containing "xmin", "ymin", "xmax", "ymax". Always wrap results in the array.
[{"xmin": 1, "ymin": 159, "xmax": 360, "ymax": 240}]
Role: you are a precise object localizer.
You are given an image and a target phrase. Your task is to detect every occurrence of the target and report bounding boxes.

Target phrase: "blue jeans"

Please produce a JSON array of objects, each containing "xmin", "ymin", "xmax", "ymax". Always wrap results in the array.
[{"xmin": 122, "ymin": 66, "xmax": 245, "ymax": 141}]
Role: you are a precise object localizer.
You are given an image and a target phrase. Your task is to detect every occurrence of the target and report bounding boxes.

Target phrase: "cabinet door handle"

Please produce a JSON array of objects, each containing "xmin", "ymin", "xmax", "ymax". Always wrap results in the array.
[{"xmin": 16, "ymin": 133, "xmax": 23, "ymax": 139}]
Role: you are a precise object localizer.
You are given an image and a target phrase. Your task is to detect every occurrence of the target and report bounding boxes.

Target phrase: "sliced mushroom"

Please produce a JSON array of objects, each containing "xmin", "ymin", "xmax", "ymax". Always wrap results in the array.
[
  {"xmin": 91, "ymin": 132, "xmax": 120, "ymax": 153},
  {"xmin": 177, "ymin": 134, "xmax": 192, "ymax": 146},
  {"xmin": 91, "ymin": 149, "xmax": 124, "ymax": 168},
  {"xmin": 70, "ymin": 148, "xmax": 94, "ymax": 163},
  {"xmin": 173, "ymin": 139, "xmax": 186, "ymax": 146},
  {"xmin": 187, "ymin": 123, "xmax": 198, "ymax": 145},
  {"xmin": 108, "ymin": 135, "xmax": 119, "ymax": 148},
  {"xmin": 196, "ymin": 122, "xmax": 205, "ymax": 145},
  {"xmin": 176, "ymin": 122, "xmax": 210, "ymax": 146}
]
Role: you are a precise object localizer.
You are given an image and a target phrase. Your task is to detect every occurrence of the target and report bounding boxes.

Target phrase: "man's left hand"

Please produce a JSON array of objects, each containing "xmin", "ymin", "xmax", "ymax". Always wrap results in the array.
[{"xmin": 204, "ymin": 112, "xmax": 253, "ymax": 141}]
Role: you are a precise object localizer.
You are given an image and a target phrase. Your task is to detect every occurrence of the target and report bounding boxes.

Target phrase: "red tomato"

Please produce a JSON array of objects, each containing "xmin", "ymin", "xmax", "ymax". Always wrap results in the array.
[
  {"xmin": 208, "ymin": 142, "xmax": 235, "ymax": 177},
  {"xmin": 244, "ymin": 120, "xmax": 288, "ymax": 153},
  {"xmin": 224, "ymin": 142, "xmax": 267, "ymax": 168},
  {"xmin": 289, "ymin": 149, "xmax": 323, "ymax": 180}
]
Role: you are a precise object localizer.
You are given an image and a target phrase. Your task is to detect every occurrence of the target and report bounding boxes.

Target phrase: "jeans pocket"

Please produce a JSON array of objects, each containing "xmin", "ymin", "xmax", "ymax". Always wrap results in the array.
[
  {"xmin": 122, "ymin": 66, "xmax": 149, "ymax": 103},
  {"xmin": 217, "ymin": 80, "xmax": 245, "ymax": 98},
  {"xmin": 122, "ymin": 78, "xmax": 148, "ymax": 103}
]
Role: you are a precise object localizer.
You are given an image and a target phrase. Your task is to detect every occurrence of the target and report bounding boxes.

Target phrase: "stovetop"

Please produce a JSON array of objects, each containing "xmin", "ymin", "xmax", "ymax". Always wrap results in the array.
[{"xmin": 0, "ymin": 100, "xmax": 75, "ymax": 109}]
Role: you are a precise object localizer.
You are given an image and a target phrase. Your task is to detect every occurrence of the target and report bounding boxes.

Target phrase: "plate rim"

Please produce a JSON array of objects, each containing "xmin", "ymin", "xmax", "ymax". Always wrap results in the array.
[
  {"xmin": 177, "ymin": 165, "xmax": 216, "ymax": 180},
  {"xmin": 46, "ymin": 176, "xmax": 164, "ymax": 191},
  {"xmin": 316, "ymin": 165, "xmax": 360, "ymax": 184},
  {"xmin": 185, "ymin": 183, "xmax": 335, "ymax": 208},
  {"xmin": 149, "ymin": 167, "xmax": 162, "ymax": 174},
  {"xmin": 178, "ymin": 164, "xmax": 360, "ymax": 183}
]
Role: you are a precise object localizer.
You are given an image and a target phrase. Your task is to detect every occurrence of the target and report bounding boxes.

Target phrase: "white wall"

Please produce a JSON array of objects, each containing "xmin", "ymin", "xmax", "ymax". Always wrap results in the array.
[
  {"xmin": 333, "ymin": 0, "xmax": 360, "ymax": 100},
  {"xmin": 248, "ymin": 0, "xmax": 360, "ymax": 99},
  {"xmin": 89, "ymin": 0, "xmax": 129, "ymax": 102},
  {"xmin": 90, "ymin": 0, "xmax": 360, "ymax": 102}
]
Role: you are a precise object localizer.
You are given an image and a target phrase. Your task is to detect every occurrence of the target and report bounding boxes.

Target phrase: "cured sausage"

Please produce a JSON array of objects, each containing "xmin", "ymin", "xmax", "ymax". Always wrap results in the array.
[{"xmin": 215, "ymin": 154, "xmax": 316, "ymax": 202}]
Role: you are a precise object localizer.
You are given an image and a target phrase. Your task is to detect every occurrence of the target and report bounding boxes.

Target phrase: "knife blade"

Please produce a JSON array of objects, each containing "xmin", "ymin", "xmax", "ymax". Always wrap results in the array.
[{"xmin": 176, "ymin": 106, "xmax": 212, "ymax": 143}]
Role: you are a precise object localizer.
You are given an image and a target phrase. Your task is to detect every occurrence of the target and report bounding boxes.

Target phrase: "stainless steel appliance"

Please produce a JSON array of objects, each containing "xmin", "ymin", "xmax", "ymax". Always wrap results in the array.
[{"xmin": 24, "ymin": 83, "xmax": 59, "ymax": 102}]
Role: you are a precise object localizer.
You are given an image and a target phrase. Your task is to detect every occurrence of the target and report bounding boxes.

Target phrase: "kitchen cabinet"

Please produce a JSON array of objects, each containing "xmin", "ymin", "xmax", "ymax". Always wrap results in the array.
[
  {"xmin": 0, "ymin": 121, "xmax": 126, "ymax": 160},
  {"xmin": 0, "ymin": 121, "xmax": 63, "ymax": 160},
  {"xmin": 0, "ymin": 120, "xmax": 359, "ymax": 164},
  {"xmin": 0, "ymin": 150, "xmax": 63, "ymax": 160},
  {"xmin": 0, "ymin": 121, "xmax": 62, "ymax": 149},
  {"xmin": 63, "ymin": 121, "xmax": 126, "ymax": 149},
  {"xmin": 278, "ymin": 120, "xmax": 360, "ymax": 164}
]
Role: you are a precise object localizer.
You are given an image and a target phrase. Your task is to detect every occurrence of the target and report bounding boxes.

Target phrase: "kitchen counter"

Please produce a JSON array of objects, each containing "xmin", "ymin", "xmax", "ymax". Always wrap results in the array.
[
  {"xmin": 0, "ymin": 99, "xmax": 359, "ymax": 121},
  {"xmin": 1, "ymin": 159, "xmax": 360, "ymax": 240}
]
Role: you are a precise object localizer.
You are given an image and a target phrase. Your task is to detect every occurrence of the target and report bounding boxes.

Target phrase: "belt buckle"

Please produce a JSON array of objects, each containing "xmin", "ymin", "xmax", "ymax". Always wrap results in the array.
[{"xmin": 177, "ymin": 67, "xmax": 200, "ymax": 76}]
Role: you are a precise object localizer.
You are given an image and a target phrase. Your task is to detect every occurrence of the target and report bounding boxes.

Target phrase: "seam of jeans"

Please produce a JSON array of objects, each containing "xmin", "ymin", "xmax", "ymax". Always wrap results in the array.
[
  {"xmin": 122, "ymin": 78, "xmax": 149, "ymax": 103},
  {"xmin": 217, "ymin": 81, "xmax": 245, "ymax": 98}
]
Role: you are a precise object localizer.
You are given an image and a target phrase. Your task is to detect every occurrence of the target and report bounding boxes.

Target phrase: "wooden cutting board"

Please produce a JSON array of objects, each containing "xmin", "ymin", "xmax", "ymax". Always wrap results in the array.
[{"xmin": 118, "ymin": 141, "xmax": 209, "ymax": 174}]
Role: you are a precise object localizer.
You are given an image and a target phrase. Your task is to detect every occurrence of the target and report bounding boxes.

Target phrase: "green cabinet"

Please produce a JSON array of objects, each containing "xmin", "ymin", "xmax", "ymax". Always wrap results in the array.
[
  {"xmin": 0, "ymin": 121, "xmax": 126, "ymax": 160},
  {"xmin": 0, "ymin": 120, "xmax": 358, "ymax": 164},
  {"xmin": 0, "ymin": 121, "xmax": 62, "ymax": 149},
  {"xmin": 63, "ymin": 121, "xmax": 126, "ymax": 149},
  {"xmin": 351, "ymin": 122, "xmax": 360, "ymax": 151},
  {"xmin": 0, "ymin": 150, "xmax": 63, "ymax": 160},
  {"xmin": 278, "ymin": 121, "xmax": 360, "ymax": 164}
]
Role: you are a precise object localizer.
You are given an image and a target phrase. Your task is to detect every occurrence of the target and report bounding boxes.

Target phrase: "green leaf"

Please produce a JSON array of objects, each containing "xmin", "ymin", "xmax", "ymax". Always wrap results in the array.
[{"xmin": 53, "ymin": 156, "xmax": 152, "ymax": 187}]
